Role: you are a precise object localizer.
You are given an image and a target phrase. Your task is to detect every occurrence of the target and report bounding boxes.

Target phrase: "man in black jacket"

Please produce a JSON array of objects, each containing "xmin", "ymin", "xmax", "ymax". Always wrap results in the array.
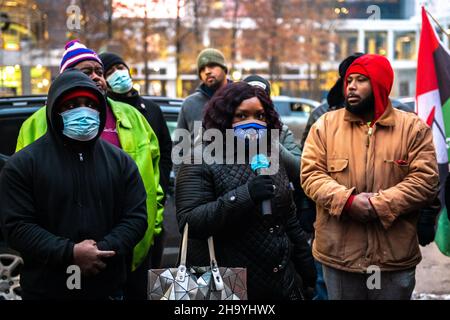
[
  {"xmin": 0, "ymin": 70, "xmax": 147, "ymax": 299},
  {"xmin": 98, "ymin": 51, "xmax": 172, "ymax": 297},
  {"xmin": 99, "ymin": 52, "xmax": 172, "ymax": 198}
]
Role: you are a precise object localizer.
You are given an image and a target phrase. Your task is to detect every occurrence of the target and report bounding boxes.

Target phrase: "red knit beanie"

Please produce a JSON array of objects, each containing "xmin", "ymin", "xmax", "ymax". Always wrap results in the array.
[{"xmin": 59, "ymin": 89, "xmax": 100, "ymax": 107}]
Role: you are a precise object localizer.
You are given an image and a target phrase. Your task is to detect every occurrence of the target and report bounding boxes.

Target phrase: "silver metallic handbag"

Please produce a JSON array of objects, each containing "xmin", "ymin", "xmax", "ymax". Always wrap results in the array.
[{"xmin": 148, "ymin": 223, "xmax": 247, "ymax": 300}]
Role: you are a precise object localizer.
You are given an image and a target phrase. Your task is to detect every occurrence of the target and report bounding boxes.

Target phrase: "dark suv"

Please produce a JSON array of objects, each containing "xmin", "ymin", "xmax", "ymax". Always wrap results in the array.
[{"xmin": 0, "ymin": 95, "xmax": 183, "ymax": 300}]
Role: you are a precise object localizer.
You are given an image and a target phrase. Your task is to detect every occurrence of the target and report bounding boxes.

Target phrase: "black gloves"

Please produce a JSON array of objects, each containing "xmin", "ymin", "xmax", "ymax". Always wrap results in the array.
[
  {"xmin": 417, "ymin": 210, "xmax": 436, "ymax": 246},
  {"xmin": 417, "ymin": 197, "xmax": 440, "ymax": 246},
  {"xmin": 299, "ymin": 200, "xmax": 316, "ymax": 234},
  {"xmin": 248, "ymin": 175, "xmax": 275, "ymax": 203},
  {"xmin": 293, "ymin": 186, "xmax": 316, "ymax": 235}
]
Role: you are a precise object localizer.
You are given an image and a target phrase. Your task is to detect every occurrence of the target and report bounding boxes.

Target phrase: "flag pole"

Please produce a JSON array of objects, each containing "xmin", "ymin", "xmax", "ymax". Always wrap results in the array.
[{"xmin": 425, "ymin": 8, "xmax": 450, "ymax": 39}]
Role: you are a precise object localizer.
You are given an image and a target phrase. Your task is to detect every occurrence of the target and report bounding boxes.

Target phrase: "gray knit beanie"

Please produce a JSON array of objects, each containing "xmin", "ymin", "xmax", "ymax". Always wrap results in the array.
[{"xmin": 196, "ymin": 48, "xmax": 228, "ymax": 77}]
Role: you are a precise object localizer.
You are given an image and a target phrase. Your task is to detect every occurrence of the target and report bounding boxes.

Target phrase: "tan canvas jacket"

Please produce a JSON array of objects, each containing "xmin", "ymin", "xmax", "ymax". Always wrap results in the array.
[{"xmin": 301, "ymin": 102, "xmax": 439, "ymax": 272}]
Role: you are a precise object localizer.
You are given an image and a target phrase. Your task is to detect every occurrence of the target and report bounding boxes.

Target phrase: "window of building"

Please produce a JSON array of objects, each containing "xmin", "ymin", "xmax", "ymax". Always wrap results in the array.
[
  {"xmin": 336, "ymin": 31, "xmax": 358, "ymax": 61},
  {"xmin": 334, "ymin": 0, "xmax": 406, "ymax": 19},
  {"xmin": 394, "ymin": 31, "xmax": 416, "ymax": 60},
  {"xmin": 0, "ymin": 65, "xmax": 22, "ymax": 96},
  {"xmin": 181, "ymin": 79, "xmax": 198, "ymax": 97},
  {"xmin": 31, "ymin": 66, "xmax": 51, "ymax": 95},
  {"xmin": 0, "ymin": 20, "xmax": 36, "ymax": 51},
  {"xmin": 149, "ymin": 80, "xmax": 166, "ymax": 96},
  {"xmin": 399, "ymin": 81, "xmax": 410, "ymax": 97},
  {"xmin": 133, "ymin": 80, "xmax": 166, "ymax": 96},
  {"xmin": 242, "ymin": 68, "xmax": 268, "ymax": 76},
  {"xmin": 149, "ymin": 68, "xmax": 167, "ymax": 75},
  {"xmin": 365, "ymin": 31, "xmax": 388, "ymax": 56}
]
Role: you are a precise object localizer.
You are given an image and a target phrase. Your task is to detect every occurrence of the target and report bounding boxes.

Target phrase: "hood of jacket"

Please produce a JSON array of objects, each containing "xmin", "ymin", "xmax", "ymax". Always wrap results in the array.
[
  {"xmin": 46, "ymin": 69, "xmax": 107, "ymax": 144},
  {"xmin": 344, "ymin": 54, "xmax": 394, "ymax": 124}
]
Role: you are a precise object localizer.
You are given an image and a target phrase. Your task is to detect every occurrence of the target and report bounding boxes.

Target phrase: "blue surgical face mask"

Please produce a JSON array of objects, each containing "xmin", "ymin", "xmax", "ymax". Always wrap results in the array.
[
  {"xmin": 232, "ymin": 120, "xmax": 267, "ymax": 141},
  {"xmin": 106, "ymin": 69, "xmax": 133, "ymax": 94},
  {"xmin": 60, "ymin": 106, "xmax": 100, "ymax": 141}
]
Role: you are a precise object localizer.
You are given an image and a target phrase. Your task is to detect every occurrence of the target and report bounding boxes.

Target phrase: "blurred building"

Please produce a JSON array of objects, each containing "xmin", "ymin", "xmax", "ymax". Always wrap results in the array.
[
  {"xmin": 0, "ymin": 0, "xmax": 110, "ymax": 96},
  {"xmin": 1, "ymin": 0, "xmax": 449, "ymax": 99},
  {"xmin": 128, "ymin": 0, "xmax": 450, "ymax": 99},
  {"xmin": 329, "ymin": 0, "xmax": 450, "ymax": 97},
  {"xmin": 334, "ymin": 0, "xmax": 414, "ymax": 20},
  {"xmin": 0, "ymin": 0, "xmax": 61, "ymax": 96}
]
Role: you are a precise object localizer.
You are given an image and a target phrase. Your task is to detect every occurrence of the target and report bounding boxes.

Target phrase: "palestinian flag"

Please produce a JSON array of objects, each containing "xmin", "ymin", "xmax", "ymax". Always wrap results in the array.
[
  {"xmin": 416, "ymin": 7, "xmax": 450, "ymax": 165},
  {"xmin": 416, "ymin": 7, "xmax": 450, "ymax": 256}
]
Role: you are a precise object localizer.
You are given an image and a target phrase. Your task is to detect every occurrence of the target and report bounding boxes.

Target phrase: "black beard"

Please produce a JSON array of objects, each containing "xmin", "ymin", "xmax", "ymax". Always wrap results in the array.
[
  {"xmin": 345, "ymin": 93, "xmax": 374, "ymax": 117},
  {"xmin": 206, "ymin": 79, "xmax": 222, "ymax": 92}
]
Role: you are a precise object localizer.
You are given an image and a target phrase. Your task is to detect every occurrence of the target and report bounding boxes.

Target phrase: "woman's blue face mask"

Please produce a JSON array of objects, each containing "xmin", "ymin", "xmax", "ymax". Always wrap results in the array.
[
  {"xmin": 106, "ymin": 69, "xmax": 133, "ymax": 94},
  {"xmin": 60, "ymin": 106, "xmax": 100, "ymax": 141},
  {"xmin": 232, "ymin": 119, "xmax": 267, "ymax": 141}
]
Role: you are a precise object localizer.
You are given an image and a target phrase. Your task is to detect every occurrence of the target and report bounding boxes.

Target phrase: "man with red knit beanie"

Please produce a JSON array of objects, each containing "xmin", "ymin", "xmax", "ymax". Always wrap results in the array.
[{"xmin": 301, "ymin": 54, "xmax": 439, "ymax": 300}]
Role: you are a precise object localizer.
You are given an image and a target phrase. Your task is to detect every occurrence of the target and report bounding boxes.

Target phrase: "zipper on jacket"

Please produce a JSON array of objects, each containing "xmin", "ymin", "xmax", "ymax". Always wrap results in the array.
[
  {"xmin": 366, "ymin": 127, "xmax": 373, "ymax": 147},
  {"xmin": 74, "ymin": 150, "xmax": 89, "ymax": 238}
]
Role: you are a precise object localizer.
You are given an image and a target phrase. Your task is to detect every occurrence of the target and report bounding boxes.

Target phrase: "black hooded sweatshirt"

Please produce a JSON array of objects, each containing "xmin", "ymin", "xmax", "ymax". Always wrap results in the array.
[{"xmin": 0, "ymin": 70, "xmax": 147, "ymax": 299}]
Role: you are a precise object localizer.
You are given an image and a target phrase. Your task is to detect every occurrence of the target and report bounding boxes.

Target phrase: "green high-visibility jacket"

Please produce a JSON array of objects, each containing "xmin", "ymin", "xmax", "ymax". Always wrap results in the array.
[{"xmin": 16, "ymin": 97, "xmax": 165, "ymax": 271}]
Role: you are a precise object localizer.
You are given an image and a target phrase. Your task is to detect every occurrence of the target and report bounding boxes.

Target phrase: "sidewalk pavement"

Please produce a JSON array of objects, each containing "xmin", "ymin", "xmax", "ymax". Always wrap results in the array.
[{"xmin": 413, "ymin": 242, "xmax": 450, "ymax": 300}]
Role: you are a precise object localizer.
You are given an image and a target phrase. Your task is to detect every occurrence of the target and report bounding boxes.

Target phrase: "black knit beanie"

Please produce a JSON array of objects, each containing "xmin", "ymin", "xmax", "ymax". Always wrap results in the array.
[
  {"xmin": 243, "ymin": 74, "xmax": 271, "ymax": 96},
  {"xmin": 99, "ymin": 52, "xmax": 129, "ymax": 75}
]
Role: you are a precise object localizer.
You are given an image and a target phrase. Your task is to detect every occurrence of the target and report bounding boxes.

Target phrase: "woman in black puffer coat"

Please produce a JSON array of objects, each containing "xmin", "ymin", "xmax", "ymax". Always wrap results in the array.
[{"xmin": 175, "ymin": 82, "xmax": 316, "ymax": 300}]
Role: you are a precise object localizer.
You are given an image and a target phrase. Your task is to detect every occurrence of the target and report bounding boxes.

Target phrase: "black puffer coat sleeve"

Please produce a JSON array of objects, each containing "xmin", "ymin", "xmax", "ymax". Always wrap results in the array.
[
  {"xmin": 0, "ymin": 155, "xmax": 74, "ymax": 266},
  {"xmin": 96, "ymin": 155, "xmax": 148, "ymax": 256},
  {"xmin": 175, "ymin": 163, "xmax": 256, "ymax": 238},
  {"xmin": 284, "ymin": 202, "xmax": 317, "ymax": 288}
]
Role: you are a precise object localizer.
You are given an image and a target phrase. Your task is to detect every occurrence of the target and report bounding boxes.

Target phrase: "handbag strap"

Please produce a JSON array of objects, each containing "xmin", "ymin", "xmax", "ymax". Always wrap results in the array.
[
  {"xmin": 208, "ymin": 236, "xmax": 224, "ymax": 291},
  {"xmin": 176, "ymin": 223, "xmax": 224, "ymax": 291},
  {"xmin": 176, "ymin": 223, "xmax": 189, "ymax": 282},
  {"xmin": 179, "ymin": 222, "xmax": 189, "ymax": 266}
]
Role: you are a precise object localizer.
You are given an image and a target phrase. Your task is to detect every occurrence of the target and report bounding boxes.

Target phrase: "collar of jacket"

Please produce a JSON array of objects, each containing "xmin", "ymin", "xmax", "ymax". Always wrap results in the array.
[
  {"xmin": 343, "ymin": 100, "xmax": 395, "ymax": 127},
  {"xmin": 198, "ymin": 83, "xmax": 213, "ymax": 98},
  {"xmin": 107, "ymin": 97, "xmax": 133, "ymax": 129},
  {"xmin": 108, "ymin": 88, "xmax": 141, "ymax": 108},
  {"xmin": 198, "ymin": 79, "xmax": 232, "ymax": 98}
]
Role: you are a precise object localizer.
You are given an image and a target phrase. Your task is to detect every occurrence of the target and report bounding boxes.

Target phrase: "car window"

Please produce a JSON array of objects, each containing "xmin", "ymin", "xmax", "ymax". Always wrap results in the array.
[
  {"xmin": 291, "ymin": 102, "xmax": 314, "ymax": 115},
  {"xmin": 272, "ymin": 101, "xmax": 290, "ymax": 116},
  {"xmin": 0, "ymin": 116, "xmax": 29, "ymax": 157}
]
